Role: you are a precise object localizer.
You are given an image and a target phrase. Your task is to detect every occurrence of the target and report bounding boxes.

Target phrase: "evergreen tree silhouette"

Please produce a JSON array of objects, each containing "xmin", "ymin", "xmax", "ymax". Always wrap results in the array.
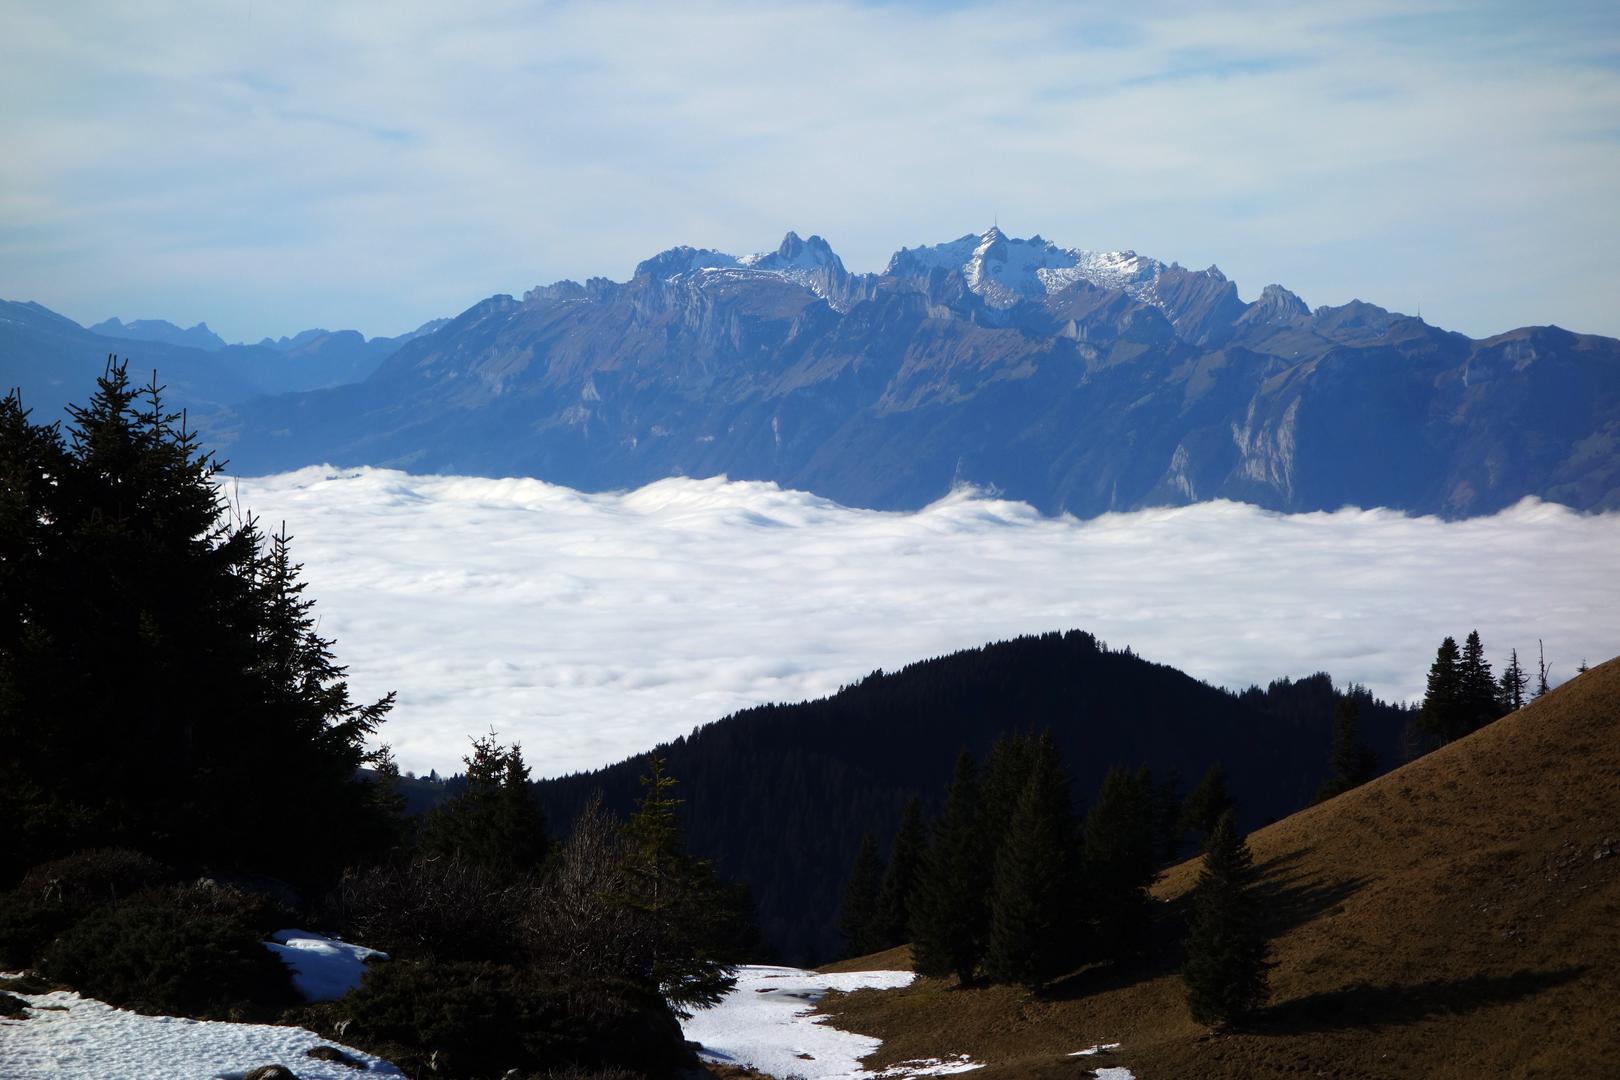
[
  {"xmin": 1419, "ymin": 636, "xmax": 1464, "ymax": 742},
  {"xmin": 1182, "ymin": 811, "xmax": 1270, "ymax": 1027},
  {"xmin": 619, "ymin": 756, "xmax": 737, "ymax": 1014},
  {"xmin": 1534, "ymin": 639, "xmax": 1552, "ymax": 699},
  {"xmin": 979, "ymin": 732, "xmax": 1038, "ymax": 854},
  {"xmin": 1457, "ymin": 630, "xmax": 1501, "ymax": 733},
  {"xmin": 838, "ymin": 834, "xmax": 883, "ymax": 959},
  {"xmin": 0, "ymin": 361, "xmax": 393, "ymax": 880},
  {"xmin": 875, "ymin": 796, "xmax": 927, "ymax": 949},
  {"xmin": 1497, "ymin": 648, "xmax": 1529, "ymax": 713},
  {"xmin": 985, "ymin": 733, "xmax": 1079, "ymax": 987},
  {"xmin": 419, "ymin": 732, "xmax": 547, "ymax": 877},
  {"xmin": 1316, "ymin": 697, "xmax": 1378, "ymax": 801},
  {"xmin": 1179, "ymin": 763, "xmax": 1234, "ymax": 849},
  {"xmin": 1083, "ymin": 764, "xmax": 1158, "ymax": 962},
  {"xmin": 1155, "ymin": 766, "xmax": 1187, "ymax": 863},
  {"xmin": 911, "ymin": 751, "xmax": 986, "ymax": 985}
]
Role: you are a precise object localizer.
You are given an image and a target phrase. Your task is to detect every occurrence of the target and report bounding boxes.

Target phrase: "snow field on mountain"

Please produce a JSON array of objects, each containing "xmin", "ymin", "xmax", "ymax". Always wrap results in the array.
[
  {"xmin": 228, "ymin": 468, "xmax": 1620, "ymax": 777},
  {"xmin": 680, "ymin": 965, "xmax": 982, "ymax": 1079}
]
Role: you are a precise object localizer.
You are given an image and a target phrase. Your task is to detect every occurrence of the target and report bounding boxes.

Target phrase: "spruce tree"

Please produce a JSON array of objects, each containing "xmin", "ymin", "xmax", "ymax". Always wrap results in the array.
[
  {"xmin": 1534, "ymin": 639, "xmax": 1551, "ymax": 699},
  {"xmin": 1316, "ymin": 697, "xmax": 1378, "ymax": 802},
  {"xmin": 1182, "ymin": 811, "xmax": 1269, "ymax": 1028},
  {"xmin": 419, "ymin": 733, "xmax": 548, "ymax": 877},
  {"xmin": 1179, "ymin": 763, "xmax": 1234, "ymax": 848},
  {"xmin": 1155, "ymin": 767, "xmax": 1187, "ymax": 863},
  {"xmin": 1457, "ymin": 630, "xmax": 1500, "ymax": 733},
  {"xmin": 1082, "ymin": 764, "xmax": 1158, "ymax": 962},
  {"xmin": 875, "ymin": 796, "xmax": 927, "ymax": 949},
  {"xmin": 979, "ymin": 732, "xmax": 1038, "ymax": 855},
  {"xmin": 985, "ymin": 733, "xmax": 1079, "ymax": 988},
  {"xmin": 618, "ymin": 756, "xmax": 737, "ymax": 1014},
  {"xmin": 838, "ymin": 835, "xmax": 883, "ymax": 959},
  {"xmin": 0, "ymin": 363, "xmax": 393, "ymax": 880},
  {"xmin": 1497, "ymin": 648, "xmax": 1528, "ymax": 713},
  {"xmin": 911, "ymin": 751, "xmax": 986, "ymax": 985},
  {"xmin": 1418, "ymin": 636, "xmax": 1464, "ymax": 742}
]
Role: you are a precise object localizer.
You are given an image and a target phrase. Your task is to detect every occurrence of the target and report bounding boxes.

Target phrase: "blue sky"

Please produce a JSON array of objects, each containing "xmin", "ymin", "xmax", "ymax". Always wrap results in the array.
[{"xmin": 3, "ymin": 0, "xmax": 1618, "ymax": 342}]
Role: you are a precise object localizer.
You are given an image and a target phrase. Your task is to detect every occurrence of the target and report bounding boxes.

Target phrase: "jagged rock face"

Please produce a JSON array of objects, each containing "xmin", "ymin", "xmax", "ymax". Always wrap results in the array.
[{"xmin": 211, "ymin": 230, "xmax": 1620, "ymax": 518}]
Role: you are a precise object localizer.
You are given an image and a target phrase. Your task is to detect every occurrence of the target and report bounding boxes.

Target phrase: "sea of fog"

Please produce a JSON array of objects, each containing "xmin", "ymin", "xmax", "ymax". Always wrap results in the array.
[{"xmin": 228, "ymin": 468, "xmax": 1620, "ymax": 777}]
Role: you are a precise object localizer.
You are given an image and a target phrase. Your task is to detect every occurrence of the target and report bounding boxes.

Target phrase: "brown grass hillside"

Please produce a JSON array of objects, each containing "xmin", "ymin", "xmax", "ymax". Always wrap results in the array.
[{"xmin": 819, "ymin": 657, "xmax": 1620, "ymax": 1079}]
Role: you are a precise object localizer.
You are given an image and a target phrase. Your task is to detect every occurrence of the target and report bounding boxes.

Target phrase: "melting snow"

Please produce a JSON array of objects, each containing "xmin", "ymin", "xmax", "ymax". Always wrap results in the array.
[
  {"xmin": 262, "ymin": 929, "xmax": 387, "ymax": 1003},
  {"xmin": 0, "ymin": 977, "xmax": 402, "ymax": 1080},
  {"xmin": 1093, "ymin": 1070, "xmax": 1137, "ymax": 1080},
  {"xmin": 681, "ymin": 964, "xmax": 982, "ymax": 1079},
  {"xmin": 1070, "ymin": 1042, "xmax": 1123, "ymax": 1056}
]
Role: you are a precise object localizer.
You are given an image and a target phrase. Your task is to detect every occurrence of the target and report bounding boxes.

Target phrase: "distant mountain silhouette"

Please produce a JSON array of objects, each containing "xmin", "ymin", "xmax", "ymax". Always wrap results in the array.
[
  {"xmin": 90, "ymin": 316, "xmax": 227, "ymax": 352},
  {"xmin": 2, "ymin": 300, "xmax": 446, "ymax": 425},
  {"xmin": 199, "ymin": 228, "xmax": 1620, "ymax": 517}
]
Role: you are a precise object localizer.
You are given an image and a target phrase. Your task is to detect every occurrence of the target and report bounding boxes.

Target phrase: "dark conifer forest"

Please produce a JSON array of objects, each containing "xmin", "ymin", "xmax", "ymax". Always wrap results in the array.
[{"xmin": 536, "ymin": 632, "xmax": 1412, "ymax": 963}]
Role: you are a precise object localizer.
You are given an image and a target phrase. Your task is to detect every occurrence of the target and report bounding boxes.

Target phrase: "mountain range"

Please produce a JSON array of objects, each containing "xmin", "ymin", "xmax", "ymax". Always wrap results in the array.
[
  {"xmin": 0, "ymin": 299, "xmax": 445, "ymax": 422},
  {"xmin": 7, "ymin": 228, "xmax": 1619, "ymax": 517}
]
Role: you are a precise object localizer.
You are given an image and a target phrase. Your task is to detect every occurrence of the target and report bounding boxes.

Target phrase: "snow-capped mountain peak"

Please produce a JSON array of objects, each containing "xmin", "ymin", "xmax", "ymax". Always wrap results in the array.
[
  {"xmin": 633, "ymin": 232, "xmax": 850, "ymax": 305},
  {"xmin": 886, "ymin": 229, "xmax": 1171, "ymax": 310}
]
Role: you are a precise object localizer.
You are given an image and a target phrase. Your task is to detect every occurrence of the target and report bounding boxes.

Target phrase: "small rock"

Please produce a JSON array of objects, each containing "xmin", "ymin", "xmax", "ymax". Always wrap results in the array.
[
  {"xmin": 243, "ymin": 1067, "xmax": 301, "ymax": 1080},
  {"xmin": 0, "ymin": 992, "xmax": 29, "ymax": 1019}
]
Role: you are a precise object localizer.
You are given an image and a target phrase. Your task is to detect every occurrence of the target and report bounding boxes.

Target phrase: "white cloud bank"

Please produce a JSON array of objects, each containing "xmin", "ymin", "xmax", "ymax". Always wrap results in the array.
[{"xmin": 229, "ymin": 468, "xmax": 1620, "ymax": 777}]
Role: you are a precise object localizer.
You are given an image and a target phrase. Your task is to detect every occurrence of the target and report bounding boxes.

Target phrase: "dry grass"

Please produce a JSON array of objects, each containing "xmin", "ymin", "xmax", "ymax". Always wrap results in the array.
[{"xmin": 819, "ymin": 657, "xmax": 1620, "ymax": 1079}]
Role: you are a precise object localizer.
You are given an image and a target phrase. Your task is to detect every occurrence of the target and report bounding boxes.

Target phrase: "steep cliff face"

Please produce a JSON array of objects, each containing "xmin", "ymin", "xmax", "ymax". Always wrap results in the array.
[{"xmin": 209, "ymin": 229, "xmax": 1620, "ymax": 518}]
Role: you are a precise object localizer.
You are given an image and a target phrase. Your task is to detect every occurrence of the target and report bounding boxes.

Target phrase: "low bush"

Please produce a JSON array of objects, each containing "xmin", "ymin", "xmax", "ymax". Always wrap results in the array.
[
  {"xmin": 0, "ymin": 848, "xmax": 178, "ymax": 967},
  {"xmin": 334, "ymin": 857, "xmax": 528, "ymax": 962},
  {"xmin": 40, "ymin": 882, "xmax": 295, "ymax": 1018},
  {"xmin": 336, "ymin": 959, "xmax": 690, "ymax": 1079}
]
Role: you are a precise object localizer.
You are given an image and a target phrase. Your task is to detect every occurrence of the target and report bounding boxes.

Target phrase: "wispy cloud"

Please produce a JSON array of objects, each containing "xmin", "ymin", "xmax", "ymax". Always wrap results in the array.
[
  {"xmin": 229, "ymin": 468, "xmax": 1620, "ymax": 777},
  {"xmin": 2, "ymin": 1, "xmax": 1618, "ymax": 340}
]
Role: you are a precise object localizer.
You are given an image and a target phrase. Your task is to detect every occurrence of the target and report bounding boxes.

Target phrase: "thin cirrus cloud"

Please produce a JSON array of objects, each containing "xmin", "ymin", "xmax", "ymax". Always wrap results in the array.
[
  {"xmin": 2, "ymin": 2, "xmax": 1619, "ymax": 341},
  {"xmin": 230, "ymin": 468, "xmax": 1620, "ymax": 778}
]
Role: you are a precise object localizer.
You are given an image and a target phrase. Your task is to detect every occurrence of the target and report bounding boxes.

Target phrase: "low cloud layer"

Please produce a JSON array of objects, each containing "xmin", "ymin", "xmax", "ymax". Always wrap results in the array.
[{"xmin": 230, "ymin": 468, "xmax": 1620, "ymax": 777}]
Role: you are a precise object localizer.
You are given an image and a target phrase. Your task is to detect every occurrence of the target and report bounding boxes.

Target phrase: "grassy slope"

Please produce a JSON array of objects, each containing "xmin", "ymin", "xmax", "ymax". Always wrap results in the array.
[{"xmin": 819, "ymin": 657, "xmax": 1620, "ymax": 1079}]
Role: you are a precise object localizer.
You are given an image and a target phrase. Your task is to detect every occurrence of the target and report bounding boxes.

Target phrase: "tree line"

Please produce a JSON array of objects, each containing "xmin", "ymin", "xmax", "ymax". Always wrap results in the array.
[
  {"xmin": 838, "ymin": 732, "xmax": 1235, "ymax": 986},
  {"xmin": 1416, "ymin": 629, "xmax": 1565, "ymax": 746}
]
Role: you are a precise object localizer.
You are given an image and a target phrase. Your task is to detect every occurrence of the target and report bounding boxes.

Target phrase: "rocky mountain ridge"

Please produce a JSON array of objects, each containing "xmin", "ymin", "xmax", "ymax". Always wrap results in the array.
[
  {"xmin": 211, "ymin": 228, "xmax": 1620, "ymax": 517},
  {"xmin": 12, "ymin": 227, "xmax": 1618, "ymax": 517}
]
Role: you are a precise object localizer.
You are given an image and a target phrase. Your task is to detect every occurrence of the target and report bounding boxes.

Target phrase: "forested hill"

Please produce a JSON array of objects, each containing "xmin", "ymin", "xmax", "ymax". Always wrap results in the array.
[{"xmin": 535, "ymin": 631, "xmax": 1410, "ymax": 964}]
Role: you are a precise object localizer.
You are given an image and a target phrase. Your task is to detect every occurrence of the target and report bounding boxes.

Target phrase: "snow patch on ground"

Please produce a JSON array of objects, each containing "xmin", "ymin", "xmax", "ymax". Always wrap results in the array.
[
  {"xmin": 1092, "ymin": 1069, "xmax": 1136, "ymax": 1080},
  {"xmin": 681, "ymin": 964, "xmax": 980, "ymax": 1079},
  {"xmin": 263, "ymin": 929, "xmax": 387, "ymax": 1002},
  {"xmin": 1070, "ymin": 1042, "xmax": 1122, "ymax": 1056},
  {"xmin": 0, "ymin": 976, "xmax": 401, "ymax": 1079}
]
